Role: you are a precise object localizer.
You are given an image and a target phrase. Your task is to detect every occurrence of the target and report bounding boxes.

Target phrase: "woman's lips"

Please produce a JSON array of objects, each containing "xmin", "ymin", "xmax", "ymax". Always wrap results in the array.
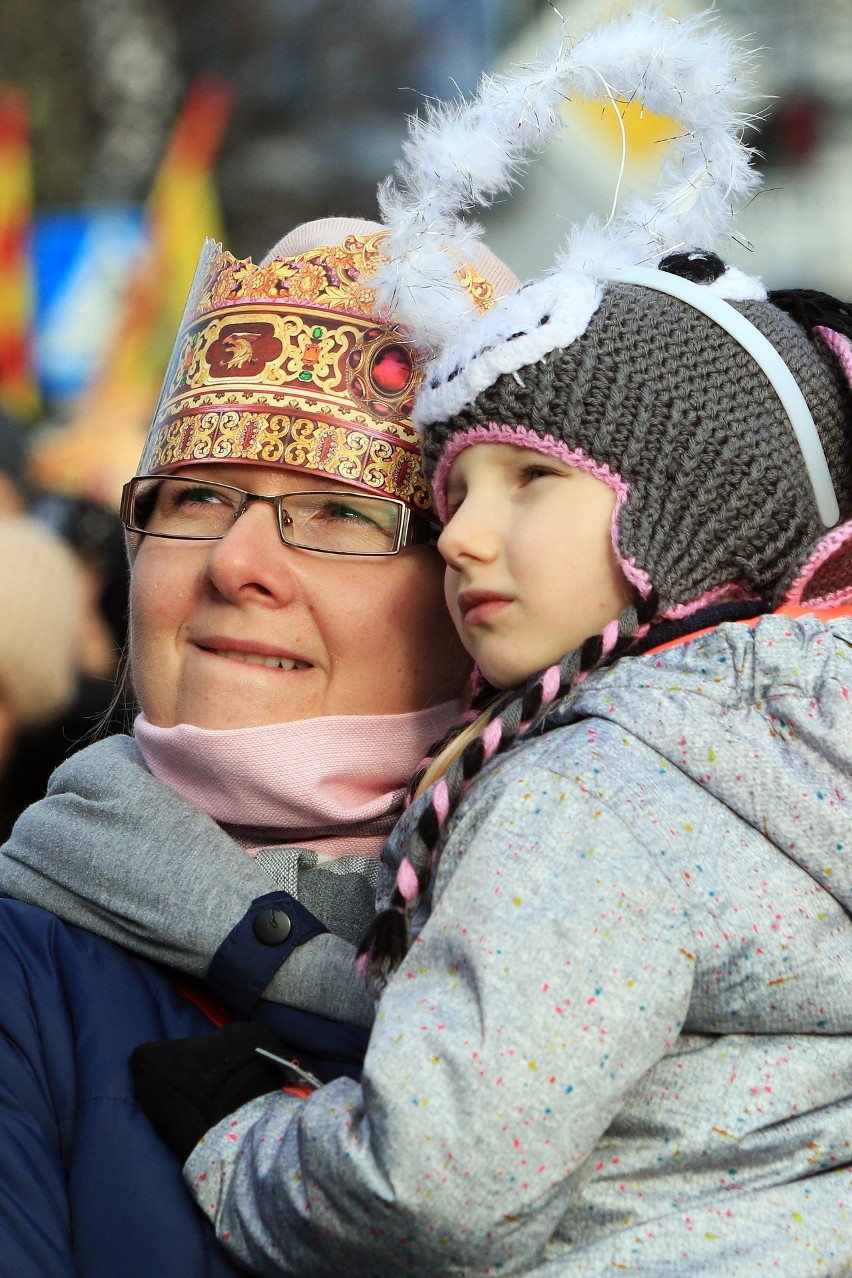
[
  {"xmin": 213, "ymin": 649, "xmax": 311, "ymax": 671},
  {"xmin": 195, "ymin": 640, "xmax": 312, "ymax": 671},
  {"xmin": 457, "ymin": 590, "xmax": 512, "ymax": 628}
]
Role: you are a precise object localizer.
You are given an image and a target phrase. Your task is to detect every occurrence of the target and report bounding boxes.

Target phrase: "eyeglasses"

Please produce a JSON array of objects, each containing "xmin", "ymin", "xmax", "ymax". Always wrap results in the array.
[{"xmin": 120, "ymin": 475, "xmax": 436, "ymax": 557}]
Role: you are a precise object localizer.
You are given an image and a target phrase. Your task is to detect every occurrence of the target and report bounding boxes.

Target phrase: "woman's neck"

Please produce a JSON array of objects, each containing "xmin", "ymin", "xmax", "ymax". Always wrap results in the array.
[{"xmin": 134, "ymin": 702, "xmax": 462, "ymax": 859}]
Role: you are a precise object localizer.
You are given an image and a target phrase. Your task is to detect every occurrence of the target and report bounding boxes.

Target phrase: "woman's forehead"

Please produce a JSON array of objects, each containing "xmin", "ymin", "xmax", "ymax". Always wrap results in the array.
[{"xmin": 166, "ymin": 462, "xmax": 390, "ymax": 500}]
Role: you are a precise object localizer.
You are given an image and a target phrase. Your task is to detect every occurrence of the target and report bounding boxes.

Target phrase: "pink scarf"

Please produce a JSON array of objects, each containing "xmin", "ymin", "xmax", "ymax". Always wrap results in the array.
[{"xmin": 134, "ymin": 702, "xmax": 461, "ymax": 859}]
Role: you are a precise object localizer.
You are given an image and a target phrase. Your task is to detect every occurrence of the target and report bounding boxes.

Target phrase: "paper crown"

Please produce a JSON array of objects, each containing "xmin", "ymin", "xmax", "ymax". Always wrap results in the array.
[{"xmin": 138, "ymin": 230, "xmax": 497, "ymax": 512}]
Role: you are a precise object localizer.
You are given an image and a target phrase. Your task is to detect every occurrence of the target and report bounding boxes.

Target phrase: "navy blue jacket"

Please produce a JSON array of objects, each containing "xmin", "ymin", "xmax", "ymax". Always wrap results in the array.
[{"xmin": 0, "ymin": 895, "xmax": 368, "ymax": 1278}]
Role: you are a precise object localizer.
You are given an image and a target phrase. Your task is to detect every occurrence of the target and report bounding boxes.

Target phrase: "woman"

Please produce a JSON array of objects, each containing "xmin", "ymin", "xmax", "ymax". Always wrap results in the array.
[{"xmin": 0, "ymin": 217, "xmax": 515, "ymax": 1277}]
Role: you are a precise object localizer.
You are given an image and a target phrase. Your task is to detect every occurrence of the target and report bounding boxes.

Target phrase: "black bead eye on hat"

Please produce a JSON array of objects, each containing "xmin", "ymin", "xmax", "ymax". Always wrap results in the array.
[{"xmin": 371, "ymin": 4, "xmax": 852, "ymax": 620}]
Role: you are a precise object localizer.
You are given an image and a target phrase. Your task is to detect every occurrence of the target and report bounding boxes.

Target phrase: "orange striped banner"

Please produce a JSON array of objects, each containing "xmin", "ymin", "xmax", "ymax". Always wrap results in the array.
[
  {"xmin": 0, "ymin": 87, "xmax": 40, "ymax": 418},
  {"xmin": 29, "ymin": 77, "xmax": 232, "ymax": 504},
  {"xmin": 107, "ymin": 76, "xmax": 233, "ymax": 392}
]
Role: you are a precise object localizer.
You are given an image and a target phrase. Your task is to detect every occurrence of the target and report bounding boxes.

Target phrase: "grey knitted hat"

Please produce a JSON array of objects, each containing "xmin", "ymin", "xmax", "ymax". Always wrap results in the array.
[
  {"xmin": 371, "ymin": 6, "xmax": 852, "ymax": 621},
  {"xmin": 419, "ymin": 259, "xmax": 852, "ymax": 615}
]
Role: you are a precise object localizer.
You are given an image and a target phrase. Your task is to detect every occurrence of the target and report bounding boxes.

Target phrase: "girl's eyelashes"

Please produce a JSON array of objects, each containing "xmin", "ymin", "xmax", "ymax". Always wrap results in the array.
[
  {"xmin": 520, "ymin": 462, "xmax": 566, "ymax": 483},
  {"xmin": 442, "ymin": 488, "xmax": 466, "ymax": 520}
]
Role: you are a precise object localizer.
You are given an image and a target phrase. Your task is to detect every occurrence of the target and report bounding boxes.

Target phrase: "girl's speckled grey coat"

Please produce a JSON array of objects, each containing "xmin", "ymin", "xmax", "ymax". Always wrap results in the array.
[{"xmin": 186, "ymin": 613, "xmax": 852, "ymax": 1276}]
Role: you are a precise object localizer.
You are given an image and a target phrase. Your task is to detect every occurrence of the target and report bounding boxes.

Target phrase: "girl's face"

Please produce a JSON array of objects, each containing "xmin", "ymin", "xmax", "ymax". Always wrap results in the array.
[
  {"xmin": 438, "ymin": 444, "xmax": 631, "ymax": 689},
  {"xmin": 130, "ymin": 463, "xmax": 469, "ymax": 729}
]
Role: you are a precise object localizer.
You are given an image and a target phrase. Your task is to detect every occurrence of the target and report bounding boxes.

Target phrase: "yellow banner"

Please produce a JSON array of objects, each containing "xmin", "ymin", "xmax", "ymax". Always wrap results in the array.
[{"xmin": 0, "ymin": 87, "xmax": 40, "ymax": 418}]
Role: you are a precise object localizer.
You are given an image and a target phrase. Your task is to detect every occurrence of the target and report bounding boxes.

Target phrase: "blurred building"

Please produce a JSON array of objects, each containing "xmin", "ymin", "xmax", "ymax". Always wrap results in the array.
[
  {"xmin": 0, "ymin": 0, "xmax": 850, "ymax": 430},
  {"xmin": 0, "ymin": 0, "xmax": 543, "ymax": 260},
  {"xmin": 480, "ymin": 0, "xmax": 852, "ymax": 292}
]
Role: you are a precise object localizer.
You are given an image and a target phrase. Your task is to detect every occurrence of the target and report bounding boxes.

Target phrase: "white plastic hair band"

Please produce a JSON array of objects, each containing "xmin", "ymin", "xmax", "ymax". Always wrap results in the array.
[{"xmin": 609, "ymin": 266, "xmax": 840, "ymax": 527}]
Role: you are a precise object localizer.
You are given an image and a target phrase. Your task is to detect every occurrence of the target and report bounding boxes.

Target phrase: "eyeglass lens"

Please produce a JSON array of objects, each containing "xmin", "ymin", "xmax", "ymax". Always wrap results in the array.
[{"xmin": 128, "ymin": 477, "xmax": 404, "ymax": 554}]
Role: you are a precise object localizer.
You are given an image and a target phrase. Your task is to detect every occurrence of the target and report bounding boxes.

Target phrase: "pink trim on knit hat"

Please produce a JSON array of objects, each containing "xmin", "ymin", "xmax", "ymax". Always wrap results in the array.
[
  {"xmin": 779, "ymin": 518, "xmax": 852, "ymax": 608},
  {"xmin": 661, "ymin": 581, "xmax": 760, "ymax": 621},
  {"xmin": 815, "ymin": 326, "xmax": 852, "ymax": 384},
  {"xmin": 608, "ymin": 483, "xmax": 652, "ymax": 598},
  {"xmin": 432, "ymin": 423, "xmax": 653, "ymax": 597}
]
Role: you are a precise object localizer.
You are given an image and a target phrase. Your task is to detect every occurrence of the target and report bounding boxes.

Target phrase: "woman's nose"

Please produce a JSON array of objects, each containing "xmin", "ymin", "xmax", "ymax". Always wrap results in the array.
[{"xmin": 205, "ymin": 499, "xmax": 299, "ymax": 604}]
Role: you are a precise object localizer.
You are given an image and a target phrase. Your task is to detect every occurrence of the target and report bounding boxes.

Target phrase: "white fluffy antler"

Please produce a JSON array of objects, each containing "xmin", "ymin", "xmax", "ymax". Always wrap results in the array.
[
  {"xmin": 374, "ymin": 56, "xmax": 569, "ymax": 347},
  {"xmin": 557, "ymin": 7, "xmax": 760, "ymax": 275},
  {"xmin": 374, "ymin": 6, "xmax": 761, "ymax": 352}
]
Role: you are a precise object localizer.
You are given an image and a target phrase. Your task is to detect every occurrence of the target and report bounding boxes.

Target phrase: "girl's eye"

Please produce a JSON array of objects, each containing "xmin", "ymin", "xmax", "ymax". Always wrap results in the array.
[
  {"xmin": 521, "ymin": 464, "xmax": 559, "ymax": 483},
  {"xmin": 442, "ymin": 487, "xmax": 466, "ymax": 520}
]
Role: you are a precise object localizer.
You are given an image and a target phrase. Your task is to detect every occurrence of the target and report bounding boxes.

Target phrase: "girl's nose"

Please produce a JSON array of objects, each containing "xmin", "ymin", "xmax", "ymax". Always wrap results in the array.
[
  {"xmin": 437, "ymin": 497, "xmax": 500, "ymax": 568},
  {"xmin": 205, "ymin": 499, "xmax": 300, "ymax": 605}
]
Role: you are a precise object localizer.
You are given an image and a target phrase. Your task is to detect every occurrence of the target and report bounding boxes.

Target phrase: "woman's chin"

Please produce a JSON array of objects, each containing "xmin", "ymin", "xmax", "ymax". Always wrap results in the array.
[{"xmin": 168, "ymin": 658, "xmax": 322, "ymax": 731}]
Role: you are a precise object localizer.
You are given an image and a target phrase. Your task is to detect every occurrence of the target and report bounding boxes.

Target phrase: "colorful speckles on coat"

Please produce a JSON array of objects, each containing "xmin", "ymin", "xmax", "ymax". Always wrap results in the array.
[{"xmin": 186, "ymin": 614, "xmax": 852, "ymax": 1276}]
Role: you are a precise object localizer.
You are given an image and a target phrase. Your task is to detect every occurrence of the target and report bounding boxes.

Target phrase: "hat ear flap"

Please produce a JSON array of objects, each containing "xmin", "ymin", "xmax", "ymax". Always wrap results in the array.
[
  {"xmin": 778, "ymin": 322, "xmax": 852, "ymax": 607},
  {"xmin": 779, "ymin": 518, "xmax": 852, "ymax": 608},
  {"xmin": 814, "ymin": 325, "xmax": 852, "ymax": 386}
]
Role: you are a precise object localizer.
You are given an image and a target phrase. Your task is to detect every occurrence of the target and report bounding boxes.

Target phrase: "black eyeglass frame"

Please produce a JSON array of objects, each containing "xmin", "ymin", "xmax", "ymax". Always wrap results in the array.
[{"xmin": 120, "ymin": 474, "xmax": 438, "ymax": 558}]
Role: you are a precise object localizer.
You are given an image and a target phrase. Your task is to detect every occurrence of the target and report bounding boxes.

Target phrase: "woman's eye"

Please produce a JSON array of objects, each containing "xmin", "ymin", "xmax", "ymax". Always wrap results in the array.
[
  {"xmin": 321, "ymin": 502, "xmax": 379, "ymax": 528},
  {"xmin": 175, "ymin": 485, "xmax": 230, "ymax": 507}
]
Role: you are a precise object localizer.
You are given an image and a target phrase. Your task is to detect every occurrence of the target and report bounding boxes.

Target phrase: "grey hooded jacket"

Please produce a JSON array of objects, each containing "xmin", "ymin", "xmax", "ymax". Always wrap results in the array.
[{"xmin": 180, "ymin": 612, "xmax": 852, "ymax": 1276}]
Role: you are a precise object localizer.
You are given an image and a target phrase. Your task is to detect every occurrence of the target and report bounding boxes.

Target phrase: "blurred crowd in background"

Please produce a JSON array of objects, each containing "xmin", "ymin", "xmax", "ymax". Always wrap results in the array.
[
  {"xmin": 0, "ymin": 0, "xmax": 849, "ymax": 836},
  {"xmin": 0, "ymin": 412, "xmax": 129, "ymax": 840}
]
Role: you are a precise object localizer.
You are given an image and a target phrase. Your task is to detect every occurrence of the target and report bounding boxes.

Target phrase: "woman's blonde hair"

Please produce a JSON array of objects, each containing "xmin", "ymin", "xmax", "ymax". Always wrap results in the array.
[
  {"xmin": 412, "ymin": 704, "xmax": 494, "ymax": 800},
  {"xmin": 358, "ymin": 590, "xmax": 654, "ymax": 984}
]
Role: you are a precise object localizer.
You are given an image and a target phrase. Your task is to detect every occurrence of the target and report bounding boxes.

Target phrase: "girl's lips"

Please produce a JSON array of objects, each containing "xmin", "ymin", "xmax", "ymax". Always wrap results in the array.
[{"xmin": 457, "ymin": 591, "xmax": 512, "ymax": 628}]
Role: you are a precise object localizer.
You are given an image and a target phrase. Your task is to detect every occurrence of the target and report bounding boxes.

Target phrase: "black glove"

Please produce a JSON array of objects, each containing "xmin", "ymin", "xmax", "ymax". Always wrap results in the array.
[{"xmin": 132, "ymin": 1022, "xmax": 304, "ymax": 1162}]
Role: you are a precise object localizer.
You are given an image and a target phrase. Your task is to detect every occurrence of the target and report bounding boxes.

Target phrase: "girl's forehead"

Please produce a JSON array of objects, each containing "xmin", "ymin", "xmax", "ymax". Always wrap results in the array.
[
  {"xmin": 448, "ymin": 442, "xmax": 564, "ymax": 474},
  {"xmin": 435, "ymin": 436, "xmax": 580, "ymax": 517}
]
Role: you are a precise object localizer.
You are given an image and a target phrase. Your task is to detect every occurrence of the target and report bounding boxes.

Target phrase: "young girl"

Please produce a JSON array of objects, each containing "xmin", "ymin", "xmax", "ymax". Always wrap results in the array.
[{"xmin": 136, "ymin": 10, "xmax": 852, "ymax": 1274}]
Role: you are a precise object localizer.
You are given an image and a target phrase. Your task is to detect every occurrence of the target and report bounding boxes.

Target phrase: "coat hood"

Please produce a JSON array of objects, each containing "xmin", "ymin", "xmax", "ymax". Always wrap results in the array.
[{"xmin": 565, "ymin": 610, "xmax": 852, "ymax": 916}]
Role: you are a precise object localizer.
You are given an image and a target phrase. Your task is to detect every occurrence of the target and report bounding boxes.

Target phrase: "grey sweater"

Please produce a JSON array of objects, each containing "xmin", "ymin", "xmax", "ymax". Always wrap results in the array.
[
  {"xmin": 0, "ymin": 734, "xmax": 382, "ymax": 1026},
  {"xmin": 181, "ymin": 613, "xmax": 852, "ymax": 1275}
]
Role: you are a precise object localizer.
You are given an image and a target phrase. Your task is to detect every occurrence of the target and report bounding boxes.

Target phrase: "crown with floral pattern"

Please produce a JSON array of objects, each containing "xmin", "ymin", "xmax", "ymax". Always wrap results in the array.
[{"xmin": 138, "ymin": 229, "xmax": 499, "ymax": 512}]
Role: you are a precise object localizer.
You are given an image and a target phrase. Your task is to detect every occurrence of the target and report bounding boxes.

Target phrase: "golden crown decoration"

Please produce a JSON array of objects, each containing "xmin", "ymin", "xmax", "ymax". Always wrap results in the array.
[{"xmin": 138, "ymin": 231, "xmax": 496, "ymax": 512}]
